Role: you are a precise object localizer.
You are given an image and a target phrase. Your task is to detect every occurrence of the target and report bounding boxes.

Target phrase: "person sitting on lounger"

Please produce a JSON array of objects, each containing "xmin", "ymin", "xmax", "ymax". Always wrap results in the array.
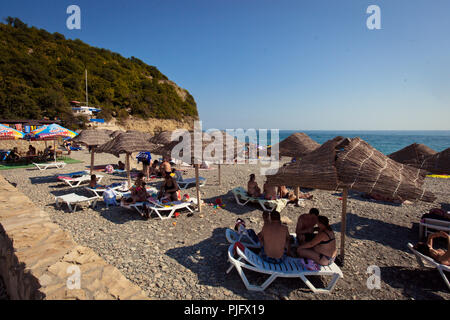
[
  {"xmin": 247, "ymin": 174, "xmax": 261, "ymax": 197},
  {"xmin": 263, "ymin": 181, "xmax": 278, "ymax": 200},
  {"xmin": 160, "ymin": 157, "xmax": 172, "ymax": 178},
  {"xmin": 122, "ymin": 181, "xmax": 149, "ymax": 205},
  {"xmin": 117, "ymin": 161, "xmax": 125, "ymax": 171},
  {"xmin": 26, "ymin": 145, "xmax": 36, "ymax": 157},
  {"xmin": 7, "ymin": 147, "xmax": 20, "ymax": 161},
  {"xmin": 258, "ymin": 211, "xmax": 291, "ymax": 263},
  {"xmin": 158, "ymin": 171, "xmax": 180, "ymax": 202},
  {"xmin": 414, "ymin": 231, "xmax": 450, "ymax": 266},
  {"xmin": 296, "ymin": 208, "xmax": 320, "ymax": 244},
  {"xmin": 149, "ymin": 160, "xmax": 160, "ymax": 176},
  {"xmin": 89, "ymin": 174, "xmax": 102, "ymax": 188},
  {"xmin": 297, "ymin": 216, "xmax": 337, "ymax": 266}
]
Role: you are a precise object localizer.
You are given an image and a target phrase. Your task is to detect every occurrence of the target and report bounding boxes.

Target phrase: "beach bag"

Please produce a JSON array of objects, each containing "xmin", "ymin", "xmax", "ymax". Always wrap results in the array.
[
  {"xmin": 105, "ymin": 164, "xmax": 114, "ymax": 174},
  {"xmin": 103, "ymin": 188, "xmax": 118, "ymax": 206}
]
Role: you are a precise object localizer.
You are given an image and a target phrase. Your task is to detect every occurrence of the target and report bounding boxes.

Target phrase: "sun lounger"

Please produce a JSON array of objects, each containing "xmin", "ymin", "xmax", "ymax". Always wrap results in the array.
[
  {"xmin": 177, "ymin": 177, "xmax": 207, "ymax": 190},
  {"xmin": 33, "ymin": 162, "xmax": 67, "ymax": 171},
  {"xmin": 145, "ymin": 198, "xmax": 197, "ymax": 220},
  {"xmin": 419, "ymin": 218, "xmax": 450, "ymax": 239},
  {"xmin": 226, "ymin": 242, "xmax": 343, "ymax": 293},
  {"xmin": 85, "ymin": 183, "xmax": 123, "ymax": 198},
  {"xmin": 57, "ymin": 171, "xmax": 89, "ymax": 178},
  {"xmin": 55, "ymin": 193, "xmax": 98, "ymax": 212},
  {"xmin": 57, "ymin": 174, "xmax": 103, "ymax": 187},
  {"xmin": 231, "ymin": 187, "xmax": 289, "ymax": 212},
  {"xmin": 407, "ymin": 243, "xmax": 450, "ymax": 290},
  {"xmin": 225, "ymin": 228, "xmax": 261, "ymax": 248}
]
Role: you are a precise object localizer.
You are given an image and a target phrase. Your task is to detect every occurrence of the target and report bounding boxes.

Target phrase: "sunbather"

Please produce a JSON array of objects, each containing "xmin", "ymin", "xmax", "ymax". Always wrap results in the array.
[
  {"xmin": 263, "ymin": 181, "xmax": 278, "ymax": 200},
  {"xmin": 297, "ymin": 216, "xmax": 337, "ymax": 266},
  {"xmin": 414, "ymin": 231, "xmax": 450, "ymax": 266},
  {"xmin": 247, "ymin": 174, "xmax": 261, "ymax": 197},
  {"xmin": 257, "ymin": 211, "xmax": 271, "ymax": 239},
  {"xmin": 26, "ymin": 145, "xmax": 36, "ymax": 156},
  {"xmin": 296, "ymin": 208, "xmax": 320, "ymax": 244},
  {"xmin": 258, "ymin": 211, "xmax": 291, "ymax": 263},
  {"xmin": 157, "ymin": 171, "xmax": 180, "ymax": 202},
  {"xmin": 122, "ymin": 181, "xmax": 149, "ymax": 205},
  {"xmin": 6, "ymin": 147, "xmax": 20, "ymax": 161},
  {"xmin": 89, "ymin": 174, "xmax": 103, "ymax": 188},
  {"xmin": 117, "ymin": 161, "xmax": 125, "ymax": 170}
]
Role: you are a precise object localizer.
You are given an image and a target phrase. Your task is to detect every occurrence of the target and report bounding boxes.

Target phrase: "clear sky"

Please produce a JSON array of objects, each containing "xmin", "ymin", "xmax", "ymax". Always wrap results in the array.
[{"xmin": 1, "ymin": 0, "xmax": 450, "ymax": 130}]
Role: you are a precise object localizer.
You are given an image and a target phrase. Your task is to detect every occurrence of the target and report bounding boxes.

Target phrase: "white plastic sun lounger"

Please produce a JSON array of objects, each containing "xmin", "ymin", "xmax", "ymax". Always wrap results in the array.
[
  {"xmin": 85, "ymin": 184, "xmax": 123, "ymax": 198},
  {"xmin": 55, "ymin": 193, "xmax": 98, "ymax": 212},
  {"xmin": 419, "ymin": 218, "xmax": 450, "ymax": 239},
  {"xmin": 231, "ymin": 187, "xmax": 289, "ymax": 212},
  {"xmin": 146, "ymin": 198, "xmax": 197, "ymax": 220},
  {"xmin": 33, "ymin": 161, "xmax": 66, "ymax": 171},
  {"xmin": 407, "ymin": 243, "xmax": 450, "ymax": 290},
  {"xmin": 176, "ymin": 177, "xmax": 206, "ymax": 190},
  {"xmin": 226, "ymin": 243, "xmax": 343, "ymax": 293},
  {"xmin": 225, "ymin": 228, "xmax": 261, "ymax": 248},
  {"xmin": 57, "ymin": 174, "xmax": 103, "ymax": 187}
]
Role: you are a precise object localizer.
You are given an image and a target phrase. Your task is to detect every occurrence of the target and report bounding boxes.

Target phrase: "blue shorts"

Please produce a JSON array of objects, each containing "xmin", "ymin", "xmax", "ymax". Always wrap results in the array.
[{"xmin": 260, "ymin": 246, "xmax": 286, "ymax": 264}]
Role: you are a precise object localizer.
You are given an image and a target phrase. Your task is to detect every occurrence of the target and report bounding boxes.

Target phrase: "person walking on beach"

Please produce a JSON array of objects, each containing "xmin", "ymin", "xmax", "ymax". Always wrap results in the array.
[
  {"xmin": 247, "ymin": 174, "xmax": 261, "ymax": 197},
  {"xmin": 258, "ymin": 211, "xmax": 291, "ymax": 263},
  {"xmin": 296, "ymin": 208, "xmax": 320, "ymax": 244},
  {"xmin": 297, "ymin": 216, "xmax": 337, "ymax": 266}
]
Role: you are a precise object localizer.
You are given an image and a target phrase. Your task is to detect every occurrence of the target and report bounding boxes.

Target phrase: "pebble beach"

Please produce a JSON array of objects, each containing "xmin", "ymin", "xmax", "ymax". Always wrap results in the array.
[{"xmin": 1, "ymin": 149, "xmax": 449, "ymax": 300}]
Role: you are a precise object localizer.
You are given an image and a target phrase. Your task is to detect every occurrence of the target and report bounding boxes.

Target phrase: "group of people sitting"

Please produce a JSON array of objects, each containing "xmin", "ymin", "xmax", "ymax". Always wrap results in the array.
[
  {"xmin": 247, "ymin": 173, "xmax": 313, "ymax": 203},
  {"xmin": 4, "ymin": 145, "xmax": 52, "ymax": 162},
  {"xmin": 254, "ymin": 208, "xmax": 337, "ymax": 267}
]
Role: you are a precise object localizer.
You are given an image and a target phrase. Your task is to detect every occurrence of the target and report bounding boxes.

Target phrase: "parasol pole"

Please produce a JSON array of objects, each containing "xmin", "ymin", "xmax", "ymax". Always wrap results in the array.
[
  {"xmin": 53, "ymin": 139, "xmax": 56, "ymax": 162},
  {"xmin": 90, "ymin": 146, "xmax": 95, "ymax": 175},
  {"xmin": 126, "ymin": 152, "xmax": 131, "ymax": 187},
  {"xmin": 295, "ymin": 186, "xmax": 300, "ymax": 199},
  {"xmin": 218, "ymin": 163, "xmax": 221, "ymax": 185},
  {"xmin": 340, "ymin": 188, "xmax": 348, "ymax": 264},
  {"xmin": 195, "ymin": 163, "xmax": 201, "ymax": 212}
]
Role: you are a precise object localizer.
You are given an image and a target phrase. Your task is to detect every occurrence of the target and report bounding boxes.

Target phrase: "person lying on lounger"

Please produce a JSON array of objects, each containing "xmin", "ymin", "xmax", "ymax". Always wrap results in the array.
[
  {"xmin": 247, "ymin": 174, "xmax": 261, "ymax": 197},
  {"xmin": 258, "ymin": 211, "xmax": 291, "ymax": 263},
  {"xmin": 414, "ymin": 231, "xmax": 450, "ymax": 266},
  {"xmin": 297, "ymin": 216, "xmax": 337, "ymax": 266},
  {"xmin": 296, "ymin": 208, "xmax": 320, "ymax": 244}
]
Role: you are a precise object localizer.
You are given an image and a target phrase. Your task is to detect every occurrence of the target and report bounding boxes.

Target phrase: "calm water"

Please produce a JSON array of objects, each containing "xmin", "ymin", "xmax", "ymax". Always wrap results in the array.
[{"xmin": 235, "ymin": 130, "xmax": 450, "ymax": 155}]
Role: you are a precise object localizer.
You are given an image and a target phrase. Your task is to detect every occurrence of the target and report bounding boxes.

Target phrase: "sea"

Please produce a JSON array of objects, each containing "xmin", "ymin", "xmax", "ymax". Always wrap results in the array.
[{"xmin": 233, "ymin": 130, "xmax": 450, "ymax": 155}]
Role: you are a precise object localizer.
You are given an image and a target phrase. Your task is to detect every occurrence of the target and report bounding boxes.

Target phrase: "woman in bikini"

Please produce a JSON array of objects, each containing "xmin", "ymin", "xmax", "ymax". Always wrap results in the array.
[
  {"xmin": 297, "ymin": 216, "xmax": 337, "ymax": 266},
  {"xmin": 158, "ymin": 172, "xmax": 180, "ymax": 202}
]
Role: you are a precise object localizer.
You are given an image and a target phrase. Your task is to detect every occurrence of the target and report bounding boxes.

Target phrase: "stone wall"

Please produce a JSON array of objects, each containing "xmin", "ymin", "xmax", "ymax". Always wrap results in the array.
[{"xmin": 0, "ymin": 175, "xmax": 149, "ymax": 300}]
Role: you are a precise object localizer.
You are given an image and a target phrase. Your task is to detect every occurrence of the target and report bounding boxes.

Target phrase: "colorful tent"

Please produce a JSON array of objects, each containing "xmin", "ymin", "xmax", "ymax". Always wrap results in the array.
[
  {"xmin": 30, "ymin": 124, "xmax": 77, "ymax": 140},
  {"xmin": 0, "ymin": 124, "xmax": 25, "ymax": 140}
]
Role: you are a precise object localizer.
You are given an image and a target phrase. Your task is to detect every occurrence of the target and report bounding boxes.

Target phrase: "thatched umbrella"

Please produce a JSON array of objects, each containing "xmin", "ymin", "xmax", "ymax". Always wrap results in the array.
[
  {"xmin": 150, "ymin": 131, "xmax": 175, "ymax": 145},
  {"xmin": 389, "ymin": 143, "xmax": 437, "ymax": 167},
  {"xmin": 266, "ymin": 136, "xmax": 436, "ymax": 263},
  {"xmin": 72, "ymin": 129, "xmax": 112, "ymax": 174},
  {"xmin": 110, "ymin": 130, "xmax": 125, "ymax": 139},
  {"xmin": 96, "ymin": 132, "xmax": 159, "ymax": 186},
  {"xmin": 273, "ymin": 132, "xmax": 320, "ymax": 158},
  {"xmin": 418, "ymin": 148, "xmax": 450, "ymax": 175}
]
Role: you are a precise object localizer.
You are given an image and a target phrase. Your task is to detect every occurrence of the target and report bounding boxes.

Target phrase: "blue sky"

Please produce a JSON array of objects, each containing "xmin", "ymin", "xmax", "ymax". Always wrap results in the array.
[{"xmin": 1, "ymin": 0, "xmax": 450, "ymax": 130}]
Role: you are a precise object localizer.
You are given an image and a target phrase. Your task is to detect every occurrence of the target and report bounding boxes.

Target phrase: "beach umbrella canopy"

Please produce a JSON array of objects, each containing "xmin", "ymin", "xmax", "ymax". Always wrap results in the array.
[
  {"xmin": 266, "ymin": 136, "xmax": 436, "ymax": 262},
  {"xmin": 30, "ymin": 123, "xmax": 77, "ymax": 140},
  {"xmin": 149, "ymin": 131, "xmax": 176, "ymax": 145},
  {"xmin": 0, "ymin": 124, "xmax": 25, "ymax": 140},
  {"xmin": 110, "ymin": 130, "xmax": 125, "ymax": 139},
  {"xmin": 418, "ymin": 148, "xmax": 450, "ymax": 175},
  {"xmin": 72, "ymin": 129, "xmax": 113, "ymax": 174},
  {"xmin": 389, "ymin": 143, "xmax": 437, "ymax": 167},
  {"xmin": 272, "ymin": 132, "xmax": 321, "ymax": 158},
  {"xmin": 96, "ymin": 131, "xmax": 159, "ymax": 185}
]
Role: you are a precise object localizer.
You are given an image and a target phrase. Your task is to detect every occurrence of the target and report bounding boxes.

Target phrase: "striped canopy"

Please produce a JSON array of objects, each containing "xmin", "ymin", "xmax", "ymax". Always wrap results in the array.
[
  {"xmin": 30, "ymin": 124, "xmax": 77, "ymax": 140},
  {"xmin": 0, "ymin": 124, "xmax": 25, "ymax": 140}
]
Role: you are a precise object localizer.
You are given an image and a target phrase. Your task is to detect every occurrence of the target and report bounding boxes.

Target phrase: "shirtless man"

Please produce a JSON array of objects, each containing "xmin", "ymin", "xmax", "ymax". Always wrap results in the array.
[
  {"xmin": 279, "ymin": 185, "xmax": 289, "ymax": 198},
  {"xmin": 258, "ymin": 211, "xmax": 291, "ymax": 263},
  {"xmin": 247, "ymin": 174, "xmax": 261, "ymax": 197},
  {"xmin": 427, "ymin": 231, "xmax": 450, "ymax": 266},
  {"xmin": 160, "ymin": 157, "xmax": 172, "ymax": 177},
  {"xmin": 296, "ymin": 208, "xmax": 320, "ymax": 244},
  {"xmin": 263, "ymin": 181, "xmax": 278, "ymax": 200}
]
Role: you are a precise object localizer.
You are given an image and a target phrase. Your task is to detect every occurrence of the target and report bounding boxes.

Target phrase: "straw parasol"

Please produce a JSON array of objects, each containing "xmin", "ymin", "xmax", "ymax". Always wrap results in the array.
[
  {"xmin": 418, "ymin": 148, "xmax": 450, "ymax": 175},
  {"xmin": 272, "ymin": 132, "xmax": 320, "ymax": 158},
  {"xmin": 96, "ymin": 131, "xmax": 159, "ymax": 185},
  {"xmin": 110, "ymin": 130, "xmax": 125, "ymax": 139},
  {"xmin": 266, "ymin": 136, "xmax": 436, "ymax": 263},
  {"xmin": 71, "ymin": 129, "xmax": 112, "ymax": 174},
  {"xmin": 389, "ymin": 143, "xmax": 437, "ymax": 167},
  {"xmin": 150, "ymin": 131, "xmax": 176, "ymax": 145}
]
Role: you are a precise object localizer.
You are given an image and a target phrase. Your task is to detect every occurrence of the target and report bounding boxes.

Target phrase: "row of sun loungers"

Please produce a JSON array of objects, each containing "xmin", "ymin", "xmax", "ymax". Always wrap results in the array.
[{"xmin": 231, "ymin": 187, "xmax": 291, "ymax": 212}]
